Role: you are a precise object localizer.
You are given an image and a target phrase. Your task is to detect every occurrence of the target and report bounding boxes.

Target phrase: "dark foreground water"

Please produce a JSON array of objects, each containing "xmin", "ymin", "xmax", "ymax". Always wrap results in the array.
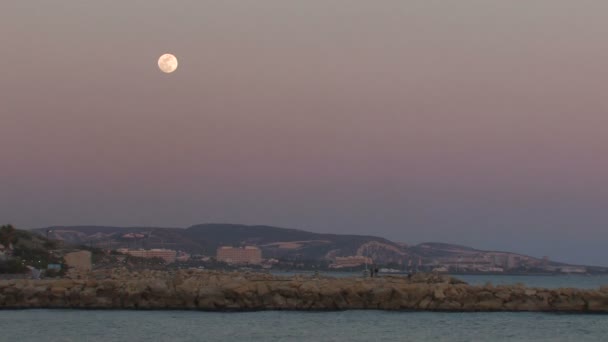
[{"xmin": 1, "ymin": 309, "xmax": 607, "ymax": 342}]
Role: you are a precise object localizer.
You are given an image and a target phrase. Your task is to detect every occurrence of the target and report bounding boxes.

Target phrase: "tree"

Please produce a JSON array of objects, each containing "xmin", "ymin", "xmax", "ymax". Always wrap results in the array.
[
  {"xmin": 0, "ymin": 258, "xmax": 27, "ymax": 274},
  {"xmin": 0, "ymin": 224, "xmax": 16, "ymax": 247}
]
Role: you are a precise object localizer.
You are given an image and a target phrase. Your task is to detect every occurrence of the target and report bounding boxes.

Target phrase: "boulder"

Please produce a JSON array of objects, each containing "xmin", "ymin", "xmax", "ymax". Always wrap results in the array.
[{"xmin": 0, "ymin": 271, "xmax": 606, "ymax": 312}]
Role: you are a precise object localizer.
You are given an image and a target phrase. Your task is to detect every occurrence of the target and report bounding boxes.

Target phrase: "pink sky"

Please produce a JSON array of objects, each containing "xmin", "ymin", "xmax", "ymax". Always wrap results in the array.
[{"xmin": 2, "ymin": 1, "xmax": 608, "ymax": 265}]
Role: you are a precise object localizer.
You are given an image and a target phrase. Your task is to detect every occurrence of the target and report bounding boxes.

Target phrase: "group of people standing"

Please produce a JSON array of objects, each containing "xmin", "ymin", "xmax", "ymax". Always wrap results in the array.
[{"xmin": 365, "ymin": 266, "xmax": 380, "ymax": 278}]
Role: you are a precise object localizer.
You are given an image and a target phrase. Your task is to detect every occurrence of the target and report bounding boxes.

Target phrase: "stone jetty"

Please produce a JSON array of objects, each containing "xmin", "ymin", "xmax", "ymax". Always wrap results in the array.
[{"xmin": 1, "ymin": 269, "xmax": 607, "ymax": 312}]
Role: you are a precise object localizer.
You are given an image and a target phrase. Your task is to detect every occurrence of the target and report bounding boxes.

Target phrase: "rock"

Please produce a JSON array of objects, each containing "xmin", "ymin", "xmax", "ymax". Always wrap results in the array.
[
  {"xmin": 50, "ymin": 287, "xmax": 66, "ymax": 296},
  {"xmin": 417, "ymin": 296, "xmax": 433, "ymax": 309},
  {"xmin": 270, "ymin": 293, "xmax": 286, "ymax": 308},
  {"xmin": 494, "ymin": 290, "xmax": 511, "ymax": 301},
  {"xmin": 197, "ymin": 286, "xmax": 225, "ymax": 309},
  {"xmin": 0, "ymin": 271, "xmax": 606, "ymax": 312},
  {"xmin": 79, "ymin": 287, "xmax": 98, "ymax": 306},
  {"xmin": 433, "ymin": 287, "xmax": 446, "ymax": 300},
  {"xmin": 585, "ymin": 291, "xmax": 608, "ymax": 312},
  {"xmin": 147, "ymin": 279, "xmax": 169, "ymax": 296},
  {"xmin": 21, "ymin": 286, "xmax": 41, "ymax": 299},
  {"xmin": 475, "ymin": 299, "xmax": 504, "ymax": 311},
  {"xmin": 255, "ymin": 282, "xmax": 270, "ymax": 297}
]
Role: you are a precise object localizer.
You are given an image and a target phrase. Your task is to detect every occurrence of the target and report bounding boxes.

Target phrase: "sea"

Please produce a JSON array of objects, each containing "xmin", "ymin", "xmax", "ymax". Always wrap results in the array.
[{"xmin": 1, "ymin": 274, "xmax": 607, "ymax": 342}]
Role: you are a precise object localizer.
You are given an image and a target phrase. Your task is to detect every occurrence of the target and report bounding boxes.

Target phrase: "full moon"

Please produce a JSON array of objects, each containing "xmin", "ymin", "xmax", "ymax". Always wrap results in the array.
[{"xmin": 158, "ymin": 53, "xmax": 178, "ymax": 73}]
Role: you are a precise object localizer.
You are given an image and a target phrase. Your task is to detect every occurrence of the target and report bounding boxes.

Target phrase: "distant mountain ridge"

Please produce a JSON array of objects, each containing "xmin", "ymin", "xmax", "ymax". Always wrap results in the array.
[
  {"xmin": 34, "ymin": 223, "xmax": 408, "ymax": 263},
  {"xmin": 31, "ymin": 223, "xmax": 603, "ymax": 272}
]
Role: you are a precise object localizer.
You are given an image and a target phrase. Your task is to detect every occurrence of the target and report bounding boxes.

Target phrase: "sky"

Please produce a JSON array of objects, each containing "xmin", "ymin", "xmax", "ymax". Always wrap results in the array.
[{"xmin": 2, "ymin": 1, "xmax": 608, "ymax": 265}]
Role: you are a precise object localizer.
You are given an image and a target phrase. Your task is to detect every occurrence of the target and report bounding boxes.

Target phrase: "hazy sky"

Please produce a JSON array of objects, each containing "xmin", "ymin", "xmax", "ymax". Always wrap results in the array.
[{"xmin": 2, "ymin": 1, "xmax": 608, "ymax": 265}]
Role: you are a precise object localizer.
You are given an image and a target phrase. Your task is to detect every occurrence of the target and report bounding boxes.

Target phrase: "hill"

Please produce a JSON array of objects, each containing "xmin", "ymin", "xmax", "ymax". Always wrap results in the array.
[
  {"xmin": 35, "ymin": 224, "xmax": 410, "ymax": 264},
  {"xmin": 31, "ymin": 223, "xmax": 607, "ymax": 273},
  {"xmin": 184, "ymin": 224, "xmax": 411, "ymax": 263},
  {"xmin": 1, "ymin": 225, "xmax": 63, "ymax": 273}
]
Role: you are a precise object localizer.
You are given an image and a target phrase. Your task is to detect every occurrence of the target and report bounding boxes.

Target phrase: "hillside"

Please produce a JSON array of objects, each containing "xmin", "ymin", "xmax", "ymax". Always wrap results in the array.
[
  {"xmin": 31, "ymin": 223, "xmax": 606, "ymax": 273},
  {"xmin": 35, "ymin": 224, "xmax": 410, "ymax": 263},
  {"xmin": 184, "ymin": 224, "xmax": 411, "ymax": 263},
  {"xmin": 1, "ymin": 225, "xmax": 63, "ymax": 273}
]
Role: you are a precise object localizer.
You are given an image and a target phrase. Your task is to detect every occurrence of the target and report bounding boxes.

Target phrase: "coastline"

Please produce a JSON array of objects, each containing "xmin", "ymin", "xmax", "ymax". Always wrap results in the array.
[{"xmin": 1, "ymin": 269, "xmax": 607, "ymax": 312}]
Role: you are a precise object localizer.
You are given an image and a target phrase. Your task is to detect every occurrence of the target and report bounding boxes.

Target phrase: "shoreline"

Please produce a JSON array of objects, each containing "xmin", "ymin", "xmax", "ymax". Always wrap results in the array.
[{"xmin": 1, "ymin": 269, "xmax": 607, "ymax": 312}]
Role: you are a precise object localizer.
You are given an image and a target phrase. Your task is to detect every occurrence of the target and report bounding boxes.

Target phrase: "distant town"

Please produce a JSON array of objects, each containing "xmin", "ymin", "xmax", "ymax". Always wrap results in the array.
[
  {"xmin": 103, "ymin": 245, "xmax": 590, "ymax": 275},
  {"xmin": 1, "ymin": 224, "xmax": 605, "ymax": 277}
]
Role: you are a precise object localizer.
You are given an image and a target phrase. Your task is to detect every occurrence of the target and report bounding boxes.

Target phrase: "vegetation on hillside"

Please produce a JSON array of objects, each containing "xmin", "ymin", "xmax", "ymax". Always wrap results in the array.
[{"xmin": 0, "ymin": 224, "xmax": 63, "ymax": 273}]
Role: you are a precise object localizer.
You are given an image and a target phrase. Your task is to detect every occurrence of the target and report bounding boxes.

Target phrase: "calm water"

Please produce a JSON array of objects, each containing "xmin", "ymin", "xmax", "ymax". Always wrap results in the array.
[
  {"xmin": 1, "ymin": 309, "xmax": 607, "ymax": 342},
  {"xmin": 277, "ymin": 272, "xmax": 608, "ymax": 289},
  {"xmin": 454, "ymin": 274, "xmax": 608, "ymax": 289},
  {"xmin": 3, "ymin": 275, "xmax": 607, "ymax": 341}
]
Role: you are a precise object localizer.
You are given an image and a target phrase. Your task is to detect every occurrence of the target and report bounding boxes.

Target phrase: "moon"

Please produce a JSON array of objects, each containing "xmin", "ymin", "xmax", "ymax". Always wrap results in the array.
[{"xmin": 158, "ymin": 53, "xmax": 178, "ymax": 73}]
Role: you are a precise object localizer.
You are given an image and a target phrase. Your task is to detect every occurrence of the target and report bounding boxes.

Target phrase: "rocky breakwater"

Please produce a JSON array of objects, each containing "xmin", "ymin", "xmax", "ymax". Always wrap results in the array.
[{"xmin": 1, "ymin": 269, "xmax": 608, "ymax": 312}]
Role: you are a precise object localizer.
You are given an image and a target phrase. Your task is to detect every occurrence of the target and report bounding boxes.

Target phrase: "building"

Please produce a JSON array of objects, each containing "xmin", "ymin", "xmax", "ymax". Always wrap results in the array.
[
  {"xmin": 507, "ymin": 255, "xmax": 522, "ymax": 269},
  {"xmin": 64, "ymin": 250, "xmax": 92, "ymax": 272},
  {"xmin": 117, "ymin": 248, "xmax": 179, "ymax": 263},
  {"xmin": 216, "ymin": 246, "xmax": 262, "ymax": 264},
  {"xmin": 329, "ymin": 256, "xmax": 373, "ymax": 269},
  {"xmin": 431, "ymin": 266, "xmax": 449, "ymax": 273},
  {"xmin": 175, "ymin": 251, "xmax": 191, "ymax": 262},
  {"xmin": 559, "ymin": 266, "xmax": 587, "ymax": 274},
  {"xmin": 492, "ymin": 254, "xmax": 509, "ymax": 268}
]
